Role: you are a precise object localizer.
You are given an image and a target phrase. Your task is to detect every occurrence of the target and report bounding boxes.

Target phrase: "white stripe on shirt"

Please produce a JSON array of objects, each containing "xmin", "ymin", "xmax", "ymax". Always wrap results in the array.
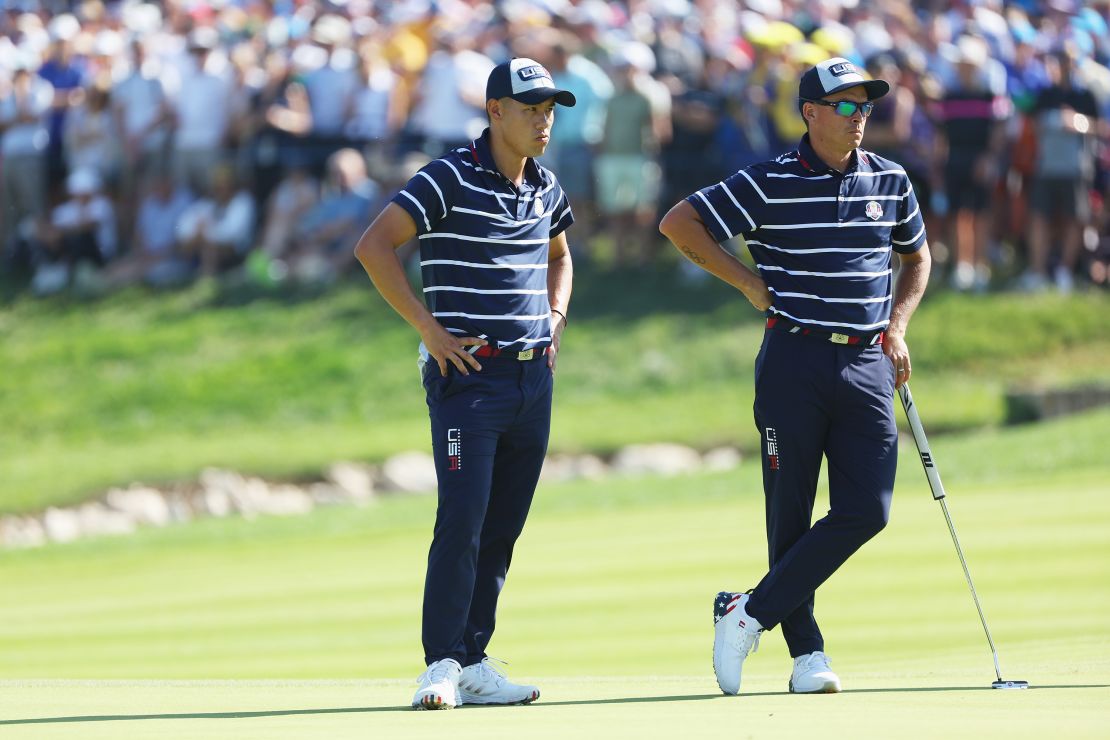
[
  {"xmin": 892, "ymin": 223, "xmax": 926, "ymax": 246},
  {"xmin": 417, "ymin": 170, "xmax": 446, "ymax": 215},
  {"xmin": 695, "ymin": 190, "xmax": 733, "ymax": 239},
  {"xmin": 757, "ymin": 264, "xmax": 892, "ymax": 278},
  {"xmin": 433, "ymin": 312, "xmax": 552, "ymax": 320},
  {"xmin": 419, "ymin": 232, "xmax": 551, "ymax": 245},
  {"xmin": 424, "ymin": 286, "xmax": 548, "ymax": 295},
  {"xmin": 759, "ymin": 221, "xmax": 899, "ymax": 229},
  {"xmin": 770, "ymin": 289, "xmax": 892, "ymax": 304},
  {"xmin": 748, "ymin": 239, "xmax": 891, "ymax": 255},
  {"xmin": 420, "ymin": 259, "xmax": 548, "ymax": 270},
  {"xmin": 771, "ymin": 307, "xmax": 889, "ymax": 331},
  {"xmin": 717, "ymin": 180, "xmax": 757, "ymax": 231},
  {"xmin": 399, "ymin": 190, "xmax": 431, "ymax": 231}
]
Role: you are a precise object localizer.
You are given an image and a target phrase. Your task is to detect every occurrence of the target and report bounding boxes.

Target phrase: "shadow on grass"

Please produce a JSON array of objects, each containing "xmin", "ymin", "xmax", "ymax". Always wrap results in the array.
[{"xmin": 2, "ymin": 684, "xmax": 1105, "ymax": 725}]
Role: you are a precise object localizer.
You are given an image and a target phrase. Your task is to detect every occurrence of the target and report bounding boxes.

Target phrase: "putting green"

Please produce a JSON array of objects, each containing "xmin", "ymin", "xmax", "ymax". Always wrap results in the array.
[
  {"xmin": 1, "ymin": 671, "xmax": 1106, "ymax": 739},
  {"xmin": 1, "ymin": 417, "xmax": 1108, "ymax": 737}
]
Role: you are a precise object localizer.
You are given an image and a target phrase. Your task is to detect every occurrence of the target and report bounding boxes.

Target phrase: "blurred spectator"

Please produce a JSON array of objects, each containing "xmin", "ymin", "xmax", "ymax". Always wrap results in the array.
[
  {"xmin": 542, "ymin": 36, "xmax": 613, "ymax": 242},
  {"xmin": 1020, "ymin": 45, "xmax": 1100, "ymax": 293},
  {"xmin": 103, "ymin": 173, "xmax": 193, "ymax": 288},
  {"xmin": 407, "ymin": 32, "xmax": 495, "ymax": 157},
  {"xmin": 1, "ymin": 65, "xmax": 53, "ymax": 255},
  {"xmin": 658, "ymin": 68, "xmax": 725, "ymax": 230},
  {"xmin": 934, "ymin": 35, "xmax": 1009, "ymax": 292},
  {"xmin": 112, "ymin": 39, "xmax": 171, "ymax": 239},
  {"xmin": 64, "ymin": 76, "xmax": 119, "ymax": 186},
  {"xmin": 0, "ymin": 0, "xmax": 1105, "ymax": 300},
  {"xmin": 597, "ymin": 46, "xmax": 665, "ymax": 265},
  {"xmin": 285, "ymin": 148, "xmax": 377, "ymax": 284},
  {"xmin": 302, "ymin": 15, "xmax": 359, "ymax": 171},
  {"xmin": 37, "ymin": 20, "xmax": 85, "ymax": 190},
  {"xmin": 238, "ymin": 48, "xmax": 312, "ymax": 211},
  {"xmin": 170, "ymin": 28, "xmax": 231, "ymax": 196},
  {"xmin": 176, "ymin": 164, "xmax": 255, "ymax": 279},
  {"xmin": 32, "ymin": 167, "xmax": 116, "ymax": 295},
  {"xmin": 345, "ymin": 42, "xmax": 408, "ymax": 175},
  {"xmin": 257, "ymin": 166, "xmax": 319, "ymax": 258}
]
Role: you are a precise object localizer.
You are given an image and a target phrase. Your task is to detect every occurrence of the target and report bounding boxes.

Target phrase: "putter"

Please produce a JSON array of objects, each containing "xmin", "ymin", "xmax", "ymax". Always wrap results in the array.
[{"xmin": 897, "ymin": 383, "xmax": 1029, "ymax": 690}]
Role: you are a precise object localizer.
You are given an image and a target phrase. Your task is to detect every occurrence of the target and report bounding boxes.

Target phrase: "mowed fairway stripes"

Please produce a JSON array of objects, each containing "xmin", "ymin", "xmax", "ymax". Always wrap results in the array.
[{"xmin": 1, "ymin": 415, "xmax": 1108, "ymax": 737}]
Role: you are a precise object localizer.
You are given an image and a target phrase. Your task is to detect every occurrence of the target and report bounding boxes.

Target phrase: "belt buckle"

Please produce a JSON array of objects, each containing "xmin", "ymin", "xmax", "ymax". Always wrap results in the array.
[
  {"xmin": 829, "ymin": 333, "xmax": 850, "ymax": 345},
  {"xmin": 516, "ymin": 349, "xmax": 534, "ymax": 361}
]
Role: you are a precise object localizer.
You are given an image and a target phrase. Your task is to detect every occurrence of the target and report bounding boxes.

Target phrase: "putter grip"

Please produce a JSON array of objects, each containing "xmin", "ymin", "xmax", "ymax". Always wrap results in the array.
[{"xmin": 898, "ymin": 384, "xmax": 947, "ymax": 501}]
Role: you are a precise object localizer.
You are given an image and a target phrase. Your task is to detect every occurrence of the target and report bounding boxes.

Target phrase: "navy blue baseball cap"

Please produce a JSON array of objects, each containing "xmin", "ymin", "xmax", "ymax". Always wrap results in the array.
[
  {"xmin": 799, "ymin": 57, "xmax": 889, "ymax": 102},
  {"xmin": 486, "ymin": 58, "xmax": 577, "ymax": 107}
]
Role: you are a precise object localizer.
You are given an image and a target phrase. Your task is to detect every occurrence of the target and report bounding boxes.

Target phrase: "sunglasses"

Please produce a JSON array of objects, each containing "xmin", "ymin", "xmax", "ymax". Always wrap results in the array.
[{"xmin": 803, "ymin": 98, "xmax": 875, "ymax": 118}]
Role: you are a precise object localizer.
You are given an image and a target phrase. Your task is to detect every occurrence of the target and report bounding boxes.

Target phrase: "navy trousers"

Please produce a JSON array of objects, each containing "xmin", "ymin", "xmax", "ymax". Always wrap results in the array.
[
  {"xmin": 420, "ymin": 355, "xmax": 552, "ymax": 666},
  {"xmin": 746, "ymin": 329, "xmax": 898, "ymax": 657}
]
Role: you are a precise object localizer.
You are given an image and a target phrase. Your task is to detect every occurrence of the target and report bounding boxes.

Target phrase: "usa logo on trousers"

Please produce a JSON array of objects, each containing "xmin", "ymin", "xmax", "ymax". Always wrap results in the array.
[
  {"xmin": 447, "ymin": 428, "xmax": 462, "ymax": 471},
  {"xmin": 766, "ymin": 427, "xmax": 781, "ymax": 470}
]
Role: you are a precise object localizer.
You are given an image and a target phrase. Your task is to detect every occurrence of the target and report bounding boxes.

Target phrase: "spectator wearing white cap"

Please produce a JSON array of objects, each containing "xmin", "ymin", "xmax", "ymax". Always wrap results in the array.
[{"xmin": 31, "ymin": 167, "xmax": 117, "ymax": 295}]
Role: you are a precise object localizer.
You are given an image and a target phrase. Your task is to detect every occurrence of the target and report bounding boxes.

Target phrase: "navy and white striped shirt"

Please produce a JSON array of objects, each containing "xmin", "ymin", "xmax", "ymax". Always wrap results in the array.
[
  {"xmin": 391, "ymin": 128, "xmax": 573, "ymax": 354},
  {"xmin": 687, "ymin": 134, "xmax": 926, "ymax": 333}
]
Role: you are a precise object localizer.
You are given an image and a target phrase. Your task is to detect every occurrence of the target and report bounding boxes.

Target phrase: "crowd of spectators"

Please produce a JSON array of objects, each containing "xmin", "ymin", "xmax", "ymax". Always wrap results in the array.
[{"xmin": 1, "ymin": 0, "xmax": 1108, "ymax": 297}]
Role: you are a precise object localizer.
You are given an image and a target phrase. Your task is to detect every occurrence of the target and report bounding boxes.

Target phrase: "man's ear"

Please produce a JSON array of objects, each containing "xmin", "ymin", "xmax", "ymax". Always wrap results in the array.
[{"xmin": 487, "ymin": 98, "xmax": 501, "ymax": 121}]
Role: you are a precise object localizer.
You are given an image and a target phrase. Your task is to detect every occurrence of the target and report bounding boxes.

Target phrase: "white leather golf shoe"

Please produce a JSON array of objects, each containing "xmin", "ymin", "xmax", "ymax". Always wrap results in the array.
[
  {"xmin": 458, "ymin": 658, "xmax": 540, "ymax": 706},
  {"xmin": 412, "ymin": 658, "xmax": 462, "ymax": 710},
  {"xmin": 713, "ymin": 591, "xmax": 763, "ymax": 695},
  {"xmin": 789, "ymin": 651, "xmax": 842, "ymax": 693}
]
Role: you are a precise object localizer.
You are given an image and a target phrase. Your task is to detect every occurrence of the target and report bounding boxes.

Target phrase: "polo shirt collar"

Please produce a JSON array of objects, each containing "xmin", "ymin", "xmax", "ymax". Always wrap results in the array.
[
  {"xmin": 796, "ymin": 134, "xmax": 871, "ymax": 176},
  {"xmin": 470, "ymin": 128, "xmax": 543, "ymax": 187}
]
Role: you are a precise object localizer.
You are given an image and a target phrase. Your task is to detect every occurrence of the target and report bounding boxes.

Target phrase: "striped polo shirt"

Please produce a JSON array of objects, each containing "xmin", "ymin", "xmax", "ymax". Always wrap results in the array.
[
  {"xmin": 391, "ymin": 128, "xmax": 574, "ymax": 353},
  {"xmin": 687, "ymin": 134, "xmax": 926, "ymax": 334}
]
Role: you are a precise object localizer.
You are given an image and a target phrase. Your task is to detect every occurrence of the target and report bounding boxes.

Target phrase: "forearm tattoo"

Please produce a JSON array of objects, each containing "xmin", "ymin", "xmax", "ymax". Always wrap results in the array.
[{"xmin": 681, "ymin": 244, "xmax": 706, "ymax": 264}]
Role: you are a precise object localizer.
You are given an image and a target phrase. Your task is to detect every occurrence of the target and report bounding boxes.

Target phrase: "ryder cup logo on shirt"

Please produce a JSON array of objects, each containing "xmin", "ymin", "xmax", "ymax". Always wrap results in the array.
[
  {"xmin": 865, "ymin": 201, "xmax": 883, "ymax": 220},
  {"xmin": 534, "ymin": 198, "xmax": 545, "ymax": 216}
]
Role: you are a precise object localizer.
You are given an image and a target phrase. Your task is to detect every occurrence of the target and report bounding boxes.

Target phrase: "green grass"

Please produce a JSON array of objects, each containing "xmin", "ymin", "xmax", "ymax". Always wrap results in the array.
[
  {"xmin": 0, "ymin": 411, "xmax": 1108, "ymax": 737},
  {"xmin": 1, "ymin": 273, "xmax": 1108, "ymax": 512}
]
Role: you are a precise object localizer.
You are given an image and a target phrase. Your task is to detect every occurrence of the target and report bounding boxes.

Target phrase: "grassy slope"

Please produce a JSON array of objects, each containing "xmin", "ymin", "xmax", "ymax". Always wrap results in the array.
[
  {"xmin": 0, "ymin": 410, "xmax": 1108, "ymax": 737},
  {"xmin": 1, "ymin": 274, "xmax": 1108, "ymax": 512}
]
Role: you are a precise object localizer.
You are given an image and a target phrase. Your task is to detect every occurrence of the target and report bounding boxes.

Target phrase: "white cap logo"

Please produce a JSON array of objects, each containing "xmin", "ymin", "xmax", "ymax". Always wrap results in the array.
[{"xmin": 510, "ymin": 58, "xmax": 555, "ymax": 95}]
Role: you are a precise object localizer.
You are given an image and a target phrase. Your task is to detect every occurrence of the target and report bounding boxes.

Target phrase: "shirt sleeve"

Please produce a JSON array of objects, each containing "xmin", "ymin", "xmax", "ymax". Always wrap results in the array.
[
  {"xmin": 685, "ymin": 168, "xmax": 761, "ymax": 243},
  {"xmin": 389, "ymin": 159, "xmax": 453, "ymax": 235},
  {"xmin": 548, "ymin": 183, "xmax": 574, "ymax": 239},
  {"xmin": 891, "ymin": 175, "xmax": 926, "ymax": 254}
]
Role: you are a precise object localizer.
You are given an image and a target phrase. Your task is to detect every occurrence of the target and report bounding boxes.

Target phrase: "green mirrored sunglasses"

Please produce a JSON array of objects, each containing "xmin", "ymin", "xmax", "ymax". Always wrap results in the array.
[{"xmin": 803, "ymin": 98, "xmax": 875, "ymax": 118}]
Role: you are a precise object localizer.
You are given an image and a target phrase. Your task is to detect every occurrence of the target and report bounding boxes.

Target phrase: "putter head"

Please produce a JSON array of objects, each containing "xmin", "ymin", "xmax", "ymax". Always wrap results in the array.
[{"xmin": 992, "ymin": 680, "xmax": 1029, "ymax": 690}]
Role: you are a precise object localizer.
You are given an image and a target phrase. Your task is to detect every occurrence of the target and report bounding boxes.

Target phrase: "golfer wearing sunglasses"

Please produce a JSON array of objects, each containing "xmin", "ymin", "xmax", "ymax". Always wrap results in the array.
[{"xmin": 660, "ymin": 57, "xmax": 931, "ymax": 695}]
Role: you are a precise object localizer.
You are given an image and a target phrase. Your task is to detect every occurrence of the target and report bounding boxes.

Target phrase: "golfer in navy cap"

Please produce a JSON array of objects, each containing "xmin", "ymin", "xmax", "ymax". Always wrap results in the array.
[
  {"xmin": 354, "ymin": 59, "xmax": 575, "ymax": 710},
  {"xmin": 661, "ymin": 57, "xmax": 932, "ymax": 695}
]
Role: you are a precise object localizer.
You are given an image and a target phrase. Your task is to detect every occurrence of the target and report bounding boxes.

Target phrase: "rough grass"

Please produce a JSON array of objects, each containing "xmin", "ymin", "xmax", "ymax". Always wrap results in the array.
[{"xmin": 1, "ymin": 271, "xmax": 1107, "ymax": 512}]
